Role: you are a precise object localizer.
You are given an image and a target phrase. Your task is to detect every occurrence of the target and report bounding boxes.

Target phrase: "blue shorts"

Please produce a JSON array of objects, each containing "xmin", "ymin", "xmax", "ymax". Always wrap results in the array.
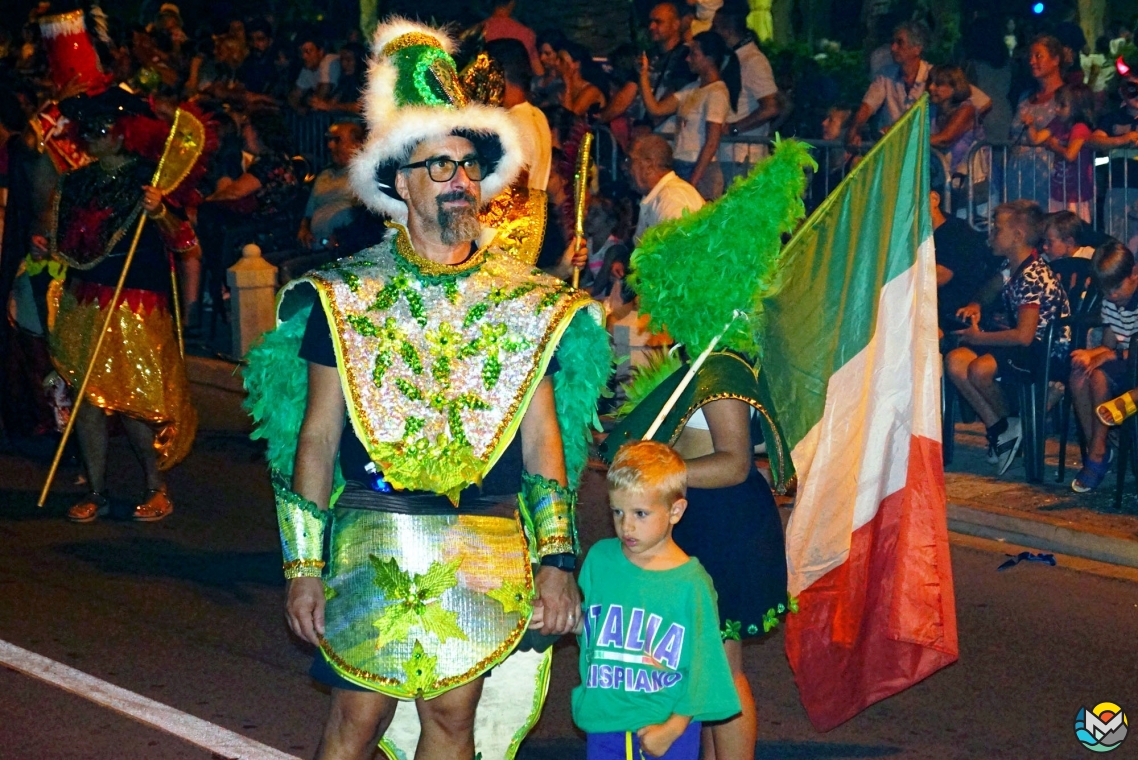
[
  {"xmin": 1098, "ymin": 358, "xmax": 1130, "ymax": 396},
  {"xmin": 586, "ymin": 721, "xmax": 701, "ymax": 760},
  {"xmin": 310, "ymin": 651, "xmax": 371, "ymax": 692}
]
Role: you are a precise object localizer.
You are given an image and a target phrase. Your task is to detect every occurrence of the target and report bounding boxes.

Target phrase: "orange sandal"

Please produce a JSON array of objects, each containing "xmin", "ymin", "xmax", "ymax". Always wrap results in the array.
[
  {"xmin": 68, "ymin": 493, "xmax": 110, "ymax": 523},
  {"xmin": 133, "ymin": 488, "xmax": 174, "ymax": 522}
]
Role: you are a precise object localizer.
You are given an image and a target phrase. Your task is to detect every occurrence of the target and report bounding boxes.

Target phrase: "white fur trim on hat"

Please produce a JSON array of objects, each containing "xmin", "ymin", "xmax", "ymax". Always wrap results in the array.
[{"xmin": 349, "ymin": 18, "xmax": 523, "ymax": 222}]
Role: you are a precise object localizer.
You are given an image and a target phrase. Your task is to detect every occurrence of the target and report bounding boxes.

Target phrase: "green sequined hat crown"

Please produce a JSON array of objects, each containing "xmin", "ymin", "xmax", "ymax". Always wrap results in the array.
[{"xmin": 350, "ymin": 18, "xmax": 523, "ymax": 223}]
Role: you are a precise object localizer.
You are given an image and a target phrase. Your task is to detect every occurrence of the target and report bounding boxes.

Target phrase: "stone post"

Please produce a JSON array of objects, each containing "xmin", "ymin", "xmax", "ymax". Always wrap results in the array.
[{"xmin": 226, "ymin": 243, "xmax": 278, "ymax": 358}]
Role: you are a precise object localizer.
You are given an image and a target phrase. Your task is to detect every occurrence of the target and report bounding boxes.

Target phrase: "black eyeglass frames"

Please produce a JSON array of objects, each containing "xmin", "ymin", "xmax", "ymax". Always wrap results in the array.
[{"xmin": 399, "ymin": 155, "xmax": 484, "ymax": 182}]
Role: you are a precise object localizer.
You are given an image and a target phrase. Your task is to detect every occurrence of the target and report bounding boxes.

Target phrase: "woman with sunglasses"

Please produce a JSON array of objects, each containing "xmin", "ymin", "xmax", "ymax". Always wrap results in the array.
[{"xmin": 1090, "ymin": 72, "xmax": 1138, "ymax": 245}]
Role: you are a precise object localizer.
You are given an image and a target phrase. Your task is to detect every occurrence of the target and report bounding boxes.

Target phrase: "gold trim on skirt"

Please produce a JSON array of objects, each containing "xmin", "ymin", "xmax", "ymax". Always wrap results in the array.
[{"xmin": 49, "ymin": 288, "xmax": 197, "ymax": 469}]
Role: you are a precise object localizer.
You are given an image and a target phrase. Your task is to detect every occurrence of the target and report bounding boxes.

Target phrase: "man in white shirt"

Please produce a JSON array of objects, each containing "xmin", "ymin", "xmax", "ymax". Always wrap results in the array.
[
  {"xmin": 712, "ymin": 10, "xmax": 782, "ymax": 184},
  {"xmin": 629, "ymin": 134, "xmax": 704, "ymax": 244},
  {"xmin": 486, "ymin": 39, "xmax": 552, "ymax": 191},
  {"xmin": 848, "ymin": 21, "xmax": 990, "ymax": 146},
  {"xmin": 289, "ymin": 35, "xmax": 341, "ymax": 113}
]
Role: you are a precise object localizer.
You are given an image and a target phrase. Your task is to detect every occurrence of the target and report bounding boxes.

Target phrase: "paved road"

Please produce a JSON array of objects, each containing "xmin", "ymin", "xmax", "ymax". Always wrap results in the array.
[{"xmin": 1, "ymin": 432, "xmax": 1136, "ymax": 760}]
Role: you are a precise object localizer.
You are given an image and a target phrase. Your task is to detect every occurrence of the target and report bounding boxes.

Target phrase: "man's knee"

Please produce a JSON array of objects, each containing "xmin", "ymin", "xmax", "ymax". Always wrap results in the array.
[
  {"xmin": 326, "ymin": 690, "xmax": 395, "ymax": 744},
  {"xmin": 417, "ymin": 680, "xmax": 482, "ymax": 737}
]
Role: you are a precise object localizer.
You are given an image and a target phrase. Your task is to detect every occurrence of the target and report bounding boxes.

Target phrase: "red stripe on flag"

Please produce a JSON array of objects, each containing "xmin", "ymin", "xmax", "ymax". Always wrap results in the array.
[{"xmin": 785, "ymin": 434, "xmax": 958, "ymax": 731}]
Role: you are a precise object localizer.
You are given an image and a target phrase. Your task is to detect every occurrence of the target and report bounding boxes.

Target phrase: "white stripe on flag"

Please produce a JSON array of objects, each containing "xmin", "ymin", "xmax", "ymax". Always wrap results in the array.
[
  {"xmin": 785, "ymin": 235, "xmax": 940, "ymax": 596},
  {"xmin": 0, "ymin": 639, "xmax": 302, "ymax": 760}
]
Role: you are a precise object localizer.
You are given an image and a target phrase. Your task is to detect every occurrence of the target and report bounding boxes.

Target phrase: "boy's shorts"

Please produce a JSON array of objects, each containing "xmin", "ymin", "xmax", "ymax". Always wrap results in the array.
[
  {"xmin": 1097, "ymin": 358, "xmax": 1130, "ymax": 396},
  {"xmin": 587, "ymin": 721, "xmax": 702, "ymax": 760}
]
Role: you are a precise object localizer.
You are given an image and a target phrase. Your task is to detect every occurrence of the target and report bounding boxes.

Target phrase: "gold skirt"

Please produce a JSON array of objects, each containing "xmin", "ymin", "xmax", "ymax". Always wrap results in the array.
[{"xmin": 49, "ymin": 285, "xmax": 196, "ymax": 469}]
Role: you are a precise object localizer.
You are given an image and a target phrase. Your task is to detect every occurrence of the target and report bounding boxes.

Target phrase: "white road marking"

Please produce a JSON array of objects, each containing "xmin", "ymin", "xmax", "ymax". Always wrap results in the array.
[{"xmin": 0, "ymin": 639, "xmax": 302, "ymax": 760}]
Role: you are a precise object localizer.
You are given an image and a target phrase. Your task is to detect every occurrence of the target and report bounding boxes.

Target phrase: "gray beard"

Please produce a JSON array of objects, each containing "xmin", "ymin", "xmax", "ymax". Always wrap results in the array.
[{"xmin": 437, "ymin": 206, "xmax": 481, "ymax": 245}]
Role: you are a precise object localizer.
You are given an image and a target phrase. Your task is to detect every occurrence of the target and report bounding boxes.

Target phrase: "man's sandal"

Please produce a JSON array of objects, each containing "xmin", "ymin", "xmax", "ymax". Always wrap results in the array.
[
  {"xmin": 133, "ymin": 488, "xmax": 174, "ymax": 522},
  {"xmin": 68, "ymin": 492, "xmax": 110, "ymax": 523},
  {"xmin": 1096, "ymin": 393, "xmax": 1138, "ymax": 427}
]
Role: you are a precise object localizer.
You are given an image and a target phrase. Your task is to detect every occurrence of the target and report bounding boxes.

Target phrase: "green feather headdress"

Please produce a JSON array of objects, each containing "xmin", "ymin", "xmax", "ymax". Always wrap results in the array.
[{"xmin": 629, "ymin": 138, "xmax": 815, "ymax": 355}]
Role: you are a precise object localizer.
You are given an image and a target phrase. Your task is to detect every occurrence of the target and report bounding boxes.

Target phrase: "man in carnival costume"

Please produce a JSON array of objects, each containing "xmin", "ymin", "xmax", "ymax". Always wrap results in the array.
[
  {"xmin": 242, "ymin": 18, "xmax": 611, "ymax": 760},
  {"xmin": 48, "ymin": 84, "xmax": 205, "ymax": 523}
]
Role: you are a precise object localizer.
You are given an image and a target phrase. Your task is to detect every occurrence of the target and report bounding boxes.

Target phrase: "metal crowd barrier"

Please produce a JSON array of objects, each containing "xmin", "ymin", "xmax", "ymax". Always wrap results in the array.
[
  {"xmin": 285, "ymin": 111, "xmax": 366, "ymax": 174},
  {"xmin": 959, "ymin": 142, "xmax": 1138, "ymax": 243}
]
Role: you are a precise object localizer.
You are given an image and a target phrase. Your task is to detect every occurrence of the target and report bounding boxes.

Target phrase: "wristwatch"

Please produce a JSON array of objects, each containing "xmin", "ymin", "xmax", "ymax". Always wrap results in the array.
[{"xmin": 539, "ymin": 553, "xmax": 578, "ymax": 572}]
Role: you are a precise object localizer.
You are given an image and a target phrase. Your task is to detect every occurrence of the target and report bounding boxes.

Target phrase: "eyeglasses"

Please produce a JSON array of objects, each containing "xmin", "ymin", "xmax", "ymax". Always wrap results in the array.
[{"xmin": 399, "ymin": 155, "xmax": 484, "ymax": 182}]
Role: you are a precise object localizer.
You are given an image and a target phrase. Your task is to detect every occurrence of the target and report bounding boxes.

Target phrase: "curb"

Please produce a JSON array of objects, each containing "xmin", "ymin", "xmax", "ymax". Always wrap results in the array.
[
  {"xmin": 186, "ymin": 355, "xmax": 244, "ymax": 394},
  {"xmin": 947, "ymin": 502, "xmax": 1138, "ymax": 570}
]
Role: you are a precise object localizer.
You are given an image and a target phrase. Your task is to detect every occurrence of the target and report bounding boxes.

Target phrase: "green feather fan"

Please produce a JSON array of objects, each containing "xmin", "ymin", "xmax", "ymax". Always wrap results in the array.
[{"xmin": 628, "ymin": 138, "xmax": 816, "ymax": 354}]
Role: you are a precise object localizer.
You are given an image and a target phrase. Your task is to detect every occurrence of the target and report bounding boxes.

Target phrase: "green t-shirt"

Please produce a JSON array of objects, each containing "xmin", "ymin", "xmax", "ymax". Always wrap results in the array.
[{"xmin": 570, "ymin": 538, "xmax": 742, "ymax": 733}]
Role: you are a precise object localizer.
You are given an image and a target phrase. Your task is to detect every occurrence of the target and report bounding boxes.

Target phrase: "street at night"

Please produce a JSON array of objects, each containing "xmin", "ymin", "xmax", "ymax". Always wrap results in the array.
[{"xmin": 2, "ymin": 428, "xmax": 1136, "ymax": 760}]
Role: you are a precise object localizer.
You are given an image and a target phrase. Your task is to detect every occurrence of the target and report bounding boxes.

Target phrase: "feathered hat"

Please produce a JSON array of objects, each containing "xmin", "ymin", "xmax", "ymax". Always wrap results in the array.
[{"xmin": 349, "ymin": 18, "xmax": 523, "ymax": 223}]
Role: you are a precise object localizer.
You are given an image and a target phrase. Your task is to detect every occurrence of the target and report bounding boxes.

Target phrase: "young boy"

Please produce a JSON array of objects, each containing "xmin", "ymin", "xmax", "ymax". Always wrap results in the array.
[
  {"xmin": 535, "ymin": 441, "xmax": 739, "ymax": 759},
  {"xmin": 946, "ymin": 200, "xmax": 1071, "ymax": 475},
  {"xmin": 1068, "ymin": 241, "xmax": 1138, "ymax": 491}
]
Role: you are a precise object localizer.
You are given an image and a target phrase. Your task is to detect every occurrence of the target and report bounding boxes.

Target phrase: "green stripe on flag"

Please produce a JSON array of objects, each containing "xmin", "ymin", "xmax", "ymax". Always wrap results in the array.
[{"xmin": 759, "ymin": 97, "xmax": 932, "ymax": 452}]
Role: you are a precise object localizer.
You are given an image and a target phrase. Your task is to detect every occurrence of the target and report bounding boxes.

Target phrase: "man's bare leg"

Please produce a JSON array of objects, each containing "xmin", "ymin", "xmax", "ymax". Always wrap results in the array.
[
  {"xmin": 316, "ymin": 688, "xmax": 397, "ymax": 760},
  {"xmin": 415, "ymin": 676, "xmax": 484, "ymax": 760}
]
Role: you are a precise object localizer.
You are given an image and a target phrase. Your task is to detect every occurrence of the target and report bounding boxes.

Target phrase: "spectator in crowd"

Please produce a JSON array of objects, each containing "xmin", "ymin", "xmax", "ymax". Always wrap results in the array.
[
  {"xmin": 646, "ymin": 1, "xmax": 697, "ymax": 133},
  {"xmin": 1053, "ymin": 21, "xmax": 1088, "ymax": 88},
  {"xmin": 297, "ymin": 121, "xmax": 363, "ymax": 251},
  {"xmin": 312, "ymin": 41, "xmax": 365, "ymax": 113},
  {"xmin": 1068, "ymin": 241, "xmax": 1138, "ymax": 492},
  {"xmin": 1041, "ymin": 211, "xmax": 1095, "ymax": 262},
  {"xmin": 945, "ymin": 200, "xmax": 1070, "ymax": 475},
  {"xmin": 932, "ymin": 166, "xmax": 997, "ymax": 332},
  {"xmin": 963, "ymin": 18, "xmax": 1013, "ymax": 142},
  {"xmin": 1026, "ymin": 83, "xmax": 1095, "ymax": 221},
  {"xmin": 187, "ymin": 33, "xmax": 245, "ymax": 101},
  {"xmin": 628, "ymin": 133, "xmax": 704, "ymax": 244},
  {"xmin": 557, "ymin": 40, "xmax": 607, "ymax": 116},
  {"xmin": 808, "ymin": 104, "xmax": 852, "ymax": 209},
  {"xmin": 847, "ymin": 21, "xmax": 932, "ymax": 146},
  {"xmin": 153, "ymin": 3, "xmax": 187, "ymax": 47},
  {"xmin": 487, "ymin": 39, "xmax": 552, "ymax": 190},
  {"xmin": 1005, "ymin": 35, "xmax": 1066, "ymax": 210},
  {"xmin": 639, "ymin": 30, "xmax": 736, "ymax": 200},
  {"xmin": 198, "ymin": 108, "xmax": 298, "ymax": 310},
  {"xmin": 236, "ymin": 17, "xmax": 281, "ymax": 99},
  {"xmin": 531, "ymin": 30, "xmax": 566, "ymax": 112},
  {"xmin": 597, "ymin": 44, "xmax": 641, "ymax": 152},
  {"xmin": 583, "ymin": 194, "xmax": 634, "ymax": 297},
  {"xmin": 482, "ymin": 0, "xmax": 543, "ymax": 77},
  {"xmin": 1089, "ymin": 74, "xmax": 1138, "ymax": 244},
  {"xmin": 713, "ymin": 9, "xmax": 781, "ymax": 186},
  {"xmin": 687, "ymin": 0, "xmax": 723, "ymax": 36},
  {"xmin": 288, "ymin": 35, "xmax": 340, "ymax": 113},
  {"xmin": 929, "ymin": 64, "xmax": 986, "ymax": 207}
]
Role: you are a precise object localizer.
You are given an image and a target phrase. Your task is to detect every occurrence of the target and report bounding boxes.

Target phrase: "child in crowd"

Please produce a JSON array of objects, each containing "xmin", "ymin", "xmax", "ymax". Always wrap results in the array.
[
  {"xmin": 1027, "ymin": 83, "xmax": 1095, "ymax": 222},
  {"xmin": 1041, "ymin": 211, "xmax": 1095, "ymax": 262},
  {"xmin": 1069, "ymin": 241, "xmax": 1138, "ymax": 492},
  {"xmin": 531, "ymin": 441, "xmax": 740, "ymax": 759},
  {"xmin": 946, "ymin": 200, "xmax": 1071, "ymax": 475}
]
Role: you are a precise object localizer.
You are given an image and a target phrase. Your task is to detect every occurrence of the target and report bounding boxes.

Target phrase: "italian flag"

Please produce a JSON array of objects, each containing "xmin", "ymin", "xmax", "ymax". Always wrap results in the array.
[{"xmin": 760, "ymin": 97, "xmax": 958, "ymax": 731}]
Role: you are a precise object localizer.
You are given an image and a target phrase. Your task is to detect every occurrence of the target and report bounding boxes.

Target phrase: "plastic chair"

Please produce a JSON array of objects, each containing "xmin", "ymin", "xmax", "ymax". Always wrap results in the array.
[
  {"xmin": 1052, "ymin": 259, "xmax": 1102, "ymax": 483},
  {"xmin": 1007, "ymin": 322, "xmax": 1058, "ymax": 483}
]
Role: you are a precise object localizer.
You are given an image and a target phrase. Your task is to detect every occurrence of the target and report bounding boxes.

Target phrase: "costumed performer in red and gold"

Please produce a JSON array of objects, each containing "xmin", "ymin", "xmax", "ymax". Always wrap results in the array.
[{"xmin": 48, "ymin": 87, "xmax": 205, "ymax": 523}]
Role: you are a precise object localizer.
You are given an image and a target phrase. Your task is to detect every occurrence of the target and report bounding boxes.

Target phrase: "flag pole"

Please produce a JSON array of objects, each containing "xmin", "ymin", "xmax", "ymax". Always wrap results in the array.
[
  {"xmin": 571, "ymin": 131, "xmax": 593, "ymax": 289},
  {"xmin": 642, "ymin": 310, "xmax": 744, "ymax": 441}
]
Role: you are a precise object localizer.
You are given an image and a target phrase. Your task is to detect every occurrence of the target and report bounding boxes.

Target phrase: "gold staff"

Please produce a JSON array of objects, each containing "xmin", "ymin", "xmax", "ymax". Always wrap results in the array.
[
  {"xmin": 571, "ymin": 130, "xmax": 593, "ymax": 289},
  {"xmin": 38, "ymin": 108, "xmax": 205, "ymax": 507}
]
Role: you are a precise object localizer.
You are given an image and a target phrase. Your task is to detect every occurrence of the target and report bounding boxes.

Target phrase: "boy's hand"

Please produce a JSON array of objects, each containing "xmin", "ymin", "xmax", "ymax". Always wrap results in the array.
[
  {"xmin": 528, "ymin": 601, "xmax": 545, "ymax": 630},
  {"xmin": 636, "ymin": 716, "xmax": 690, "ymax": 758},
  {"xmin": 956, "ymin": 303, "xmax": 981, "ymax": 326}
]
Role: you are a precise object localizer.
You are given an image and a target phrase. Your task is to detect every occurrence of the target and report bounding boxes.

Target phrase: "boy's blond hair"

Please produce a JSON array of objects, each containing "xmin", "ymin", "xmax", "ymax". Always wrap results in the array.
[{"xmin": 607, "ymin": 441, "xmax": 687, "ymax": 504}]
